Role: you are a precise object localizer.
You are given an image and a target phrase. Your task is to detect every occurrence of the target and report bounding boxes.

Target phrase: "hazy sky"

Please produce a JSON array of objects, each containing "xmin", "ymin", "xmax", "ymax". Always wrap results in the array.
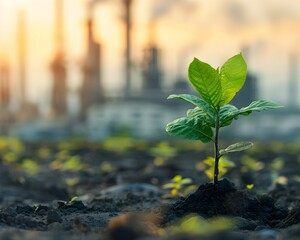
[{"xmin": 0, "ymin": 0, "xmax": 300, "ymax": 111}]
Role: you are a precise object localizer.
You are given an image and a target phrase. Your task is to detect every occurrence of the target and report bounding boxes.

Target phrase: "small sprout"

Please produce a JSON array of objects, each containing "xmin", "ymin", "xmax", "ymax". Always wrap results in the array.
[
  {"xmin": 37, "ymin": 147, "xmax": 51, "ymax": 160},
  {"xmin": 241, "ymin": 156, "xmax": 265, "ymax": 171},
  {"xmin": 65, "ymin": 177, "xmax": 80, "ymax": 187},
  {"xmin": 101, "ymin": 136, "xmax": 134, "ymax": 154},
  {"xmin": 166, "ymin": 53, "xmax": 282, "ymax": 185},
  {"xmin": 150, "ymin": 142, "xmax": 177, "ymax": 166},
  {"xmin": 149, "ymin": 142, "xmax": 177, "ymax": 159},
  {"xmin": 58, "ymin": 196, "xmax": 79, "ymax": 208},
  {"xmin": 294, "ymin": 176, "xmax": 300, "ymax": 183},
  {"xmin": 270, "ymin": 158, "xmax": 284, "ymax": 171},
  {"xmin": 271, "ymin": 174, "xmax": 288, "ymax": 185},
  {"xmin": 3, "ymin": 152, "xmax": 19, "ymax": 164},
  {"xmin": 100, "ymin": 161, "xmax": 115, "ymax": 173},
  {"xmin": 20, "ymin": 159, "xmax": 40, "ymax": 176},
  {"xmin": 163, "ymin": 175, "xmax": 195, "ymax": 198},
  {"xmin": 62, "ymin": 156, "xmax": 87, "ymax": 172},
  {"xmin": 203, "ymin": 156, "xmax": 235, "ymax": 181},
  {"xmin": 161, "ymin": 214, "xmax": 235, "ymax": 236},
  {"xmin": 246, "ymin": 184, "xmax": 254, "ymax": 189},
  {"xmin": 277, "ymin": 176, "xmax": 288, "ymax": 185},
  {"xmin": 69, "ymin": 196, "xmax": 78, "ymax": 204}
]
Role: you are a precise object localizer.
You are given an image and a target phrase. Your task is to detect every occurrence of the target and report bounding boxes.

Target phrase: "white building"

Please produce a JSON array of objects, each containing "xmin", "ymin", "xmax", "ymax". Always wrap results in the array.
[{"xmin": 86, "ymin": 100, "xmax": 183, "ymax": 139}]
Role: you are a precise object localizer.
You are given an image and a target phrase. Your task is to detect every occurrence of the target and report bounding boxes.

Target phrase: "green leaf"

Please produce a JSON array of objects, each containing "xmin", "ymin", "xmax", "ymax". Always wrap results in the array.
[
  {"xmin": 188, "ymin": 58, "xmax": 221, "ymax": 108},
  {"xmin": 166, "ymin": 117, "xmax": 213, "ymax": 142},
  {"xmin": 239, "ymin": 100, "xmax": 283, "ymax": 113},
  {"xmin": 219, "ymin": 53, "xmax": 247, "ymax": 106},
  {"xmin": 180, "ymin": 178, "xmax": 193, "ymax": 185},
  {"xmin": 220, "ymin": 100, "xmax": 283, "ymax": 127},
  {"xmin": 219, "ymin": 142, "xmax": 253, "ymax": 155},
  {"xmin": 187, "ymin": 108, "xmax": 215, "ymax": 127},
  {"xmin": 162, "ymin": 183, "xmax": 176, "ymax": 189},
  {"xmin": 219, "ymin": 104, "xmax": 239, "ymax": 127},
  {"xmin": 168, "ymin": 94, "xmax": 216, "ymax": 120}
]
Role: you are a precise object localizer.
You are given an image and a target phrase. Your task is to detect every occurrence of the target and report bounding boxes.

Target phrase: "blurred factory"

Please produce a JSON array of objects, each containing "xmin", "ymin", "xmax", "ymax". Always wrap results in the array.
[{"xmin": 0, "ymin": 0, "xmax": 299, "ymax": 141}]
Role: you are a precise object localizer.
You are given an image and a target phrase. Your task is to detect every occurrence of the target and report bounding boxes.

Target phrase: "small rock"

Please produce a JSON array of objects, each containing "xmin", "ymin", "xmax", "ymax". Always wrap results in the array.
[
  {"xmin": 47, "ymin": 222, "xmax": 64, "ymax": 231},
  {"xmin": 99, "ymin": 183, "xmax": 162, "ymax": 199},
  {"xmin": 250, "ymin": 229, "xmax": 279, "ymax": 240},
  {"xmin": 233, "ymin": 217, "xmax": 259, "ymax": 230},
  {"xmin": 16, "ymin": 205, "xmax": 35, "ymax": 215},
  {"xmin": 47, "ymin": 210, "xmax": 62, "ymax": 224},
  {"xmin": 281, "ymin": 223, "xmax": 300, "ymax": 240},
  {"xmin": 15, "ymin": 215, "xmax": 43, "ymax": 229},
  {"xmin": 259, "ymin": 195, "xmax": 275, "ymax": 208},
  {"xmin": 106, "ymin": 212, "xmax": 159, "ymax": 240},
  {"xmin": 35, "ymin": 205, "xmax": 49, "ymax": 215},
  {"xmin": 70, "ymin": 200, "xmax": 86, "ymax": 210}
]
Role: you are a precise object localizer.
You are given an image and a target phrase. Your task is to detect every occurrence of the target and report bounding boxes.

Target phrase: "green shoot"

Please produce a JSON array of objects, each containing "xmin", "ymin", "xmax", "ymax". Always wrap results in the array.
[
  {"xmin": 166, "ymin": 53, "xmax": 283, "ymax": 186},
  {"xmin": 203, "ymin": 156, "xmax": 235, "ymax": 181},
  {"xmin": 162, "ymin": 175, "xmax": 196, "ymax": 198}
]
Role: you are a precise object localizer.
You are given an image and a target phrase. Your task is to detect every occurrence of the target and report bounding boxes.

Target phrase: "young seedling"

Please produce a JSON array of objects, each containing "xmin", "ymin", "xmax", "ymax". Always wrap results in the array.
[
  {"xmin": 162, "ymin": 175, "xmax": 196, "ymax": 198},
  {"xmin": 166, "ymin": 53, "xmax": 282, "ymax": 186}
]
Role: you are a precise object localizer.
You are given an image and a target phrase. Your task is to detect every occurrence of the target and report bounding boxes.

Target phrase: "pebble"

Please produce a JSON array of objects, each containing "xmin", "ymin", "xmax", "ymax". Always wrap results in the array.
[
  {"xmin": 250, "ymin": 229, "xmax": 279, "ymax": 240},
  {"xmin": 281, "ymin": 223, "xmax": 300, "ymax": 240},
  {"xmin": 98, "ymin": 183, "xmax": 162, "ymax": 199},
  {"xmin": 47, "ymin": 210, "xmax": 63, "ymax": 224}
]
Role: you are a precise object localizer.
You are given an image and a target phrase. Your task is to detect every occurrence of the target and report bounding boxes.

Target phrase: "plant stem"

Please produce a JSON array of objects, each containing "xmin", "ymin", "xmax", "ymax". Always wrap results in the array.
[{"xmin": 213, "ymin": 114, "xmax": 220, "ymax": 186}]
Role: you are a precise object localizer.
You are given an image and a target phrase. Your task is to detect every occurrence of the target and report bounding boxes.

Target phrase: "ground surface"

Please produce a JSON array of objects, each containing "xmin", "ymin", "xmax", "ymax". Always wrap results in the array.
[{"xmin": 0, "ymin": 137, "xmax": 299, "ymax": 239}]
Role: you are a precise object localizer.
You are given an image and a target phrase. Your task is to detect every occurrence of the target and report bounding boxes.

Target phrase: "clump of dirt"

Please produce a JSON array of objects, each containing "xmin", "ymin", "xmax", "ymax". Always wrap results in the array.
[{"xmin": 164, "ymin": 179, "xmax": 288, "ymax": 228}]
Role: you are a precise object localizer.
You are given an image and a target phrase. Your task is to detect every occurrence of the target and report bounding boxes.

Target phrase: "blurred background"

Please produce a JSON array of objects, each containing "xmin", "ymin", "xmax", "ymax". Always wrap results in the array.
[{"xmin": 0, "ymin": 0, "xmax": 299, "ymax": 141}]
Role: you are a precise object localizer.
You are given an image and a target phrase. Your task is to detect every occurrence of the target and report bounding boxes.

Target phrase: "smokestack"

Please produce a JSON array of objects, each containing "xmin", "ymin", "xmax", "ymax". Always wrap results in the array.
[
  {"xmin": 288, "ymin": 54, "xmax": 298, "ymax": 108},
  {"xmin": 142, "ymin": 20, "xmax": 161, "ymax": 91},
  {"xmin": 17, "ymin": 9, "xmax": 27, "ymax": 109},
  {"xmin": 55, "ymin": 0, "xmax": 64, "ymax": 52},
  {"xmin": 123, "ymin": 0, "xmax": 132, "ymax": 96},
  {"xmin": 51, "ymin": 0, "xmax": 67, "ymax": 117},
  {"xmin": 0, "ymin": 56, "xmax": 10, "ymax": 108},
  {"xmin": 80, "ymin": 1, "xmax": 104, "ymax": 119}
]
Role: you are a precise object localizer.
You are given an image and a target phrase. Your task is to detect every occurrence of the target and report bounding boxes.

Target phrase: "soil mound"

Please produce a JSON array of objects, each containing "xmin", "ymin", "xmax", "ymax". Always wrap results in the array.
[{"xmin": 164, "ymin": 179, "xmax": 288, "ymax": 228}]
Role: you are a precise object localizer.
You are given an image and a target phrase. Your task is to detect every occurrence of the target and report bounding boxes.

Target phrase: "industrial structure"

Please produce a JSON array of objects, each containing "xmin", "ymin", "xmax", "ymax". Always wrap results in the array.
[
  {"xmin": 0, "ymin": 56, "xmax": 13, "ymax": 135},
  {"xmin": 50, "ymin": 0, "xmax": 67, "ymax": 117},
  {"xmin": 123, "ymin": 0, "xmax": 133, "ymax": 96},
  {"xmin": 142, "ymin": 21, "xmax": 162, "ymax": 92},
  {"xmin": 0, "ymin": 57, "xmax": 10, "ymax": 109},
  {"xmin": 1, "ymin": 0, "xmax": 299, "ymax": 141},
  {"xmin": 231, "ymin": 73, "xmax": 257, "ymax": 108},
  {"xmin": 288, "ymin": 54, "xmax": 298, "ymax": 108},
  {"xmin": 17, "ymin": 9, "xmax": 27, "ymax": 110},
  {"xmin": 79, "ymin": 0, "xmax": 104, "ymax": 119}
]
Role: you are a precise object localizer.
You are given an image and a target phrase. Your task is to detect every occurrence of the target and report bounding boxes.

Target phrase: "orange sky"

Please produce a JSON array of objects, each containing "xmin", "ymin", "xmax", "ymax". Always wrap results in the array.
[{"xmin": 0, "ymin": 0, "xmax": 300, "ymax": 110}]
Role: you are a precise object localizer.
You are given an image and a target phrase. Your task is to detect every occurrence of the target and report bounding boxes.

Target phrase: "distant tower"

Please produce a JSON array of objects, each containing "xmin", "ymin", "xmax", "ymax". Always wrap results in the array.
[
  {"xmin": 18, "ymin": 9, "xmax": 27, "ymax": 109},
  {"xmin": 142, "ymin": 47, "xmax": 161, "ymax": 91},
  {"xmin": 123, "ymin": 0, "xmax": 133, "ymax": 96},
  {"xmin": 80, "ymin": 1, "xmax": 104, "ymax": 119},
  {"xmin": 288, "ymin": 54, "xmax": 298, "ymax": 108},
  {"xmin": 0, "ymin": 57, "xmax": 10, "ymax": 108},
  {"xmin": 0, "ymin": 56, "xmax": 13, "ymax": 134},
  {"xmin": 142, "ymin": 21, "xmax": 162, "ymax": 91},
  {"xmin": 231, "ymin": 73, "xmax": 257, "ymax": 108},
  {"xmin": 50, "ymin": 0, "xmax": 67, "ymax": 117},
  {"xmin": 231, "ymin": 47, "xmax": 257, "ymax": 107}
]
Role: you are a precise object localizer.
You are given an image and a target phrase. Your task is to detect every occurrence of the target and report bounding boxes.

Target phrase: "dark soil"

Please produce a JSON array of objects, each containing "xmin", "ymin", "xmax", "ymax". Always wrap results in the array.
[
  {"xmin": 164, "ymin": 179, "xmax": 289, "ymax": 229},
  {"xmin": 0, "ymin": 139, "xmax": 299, "ymax": 239}
]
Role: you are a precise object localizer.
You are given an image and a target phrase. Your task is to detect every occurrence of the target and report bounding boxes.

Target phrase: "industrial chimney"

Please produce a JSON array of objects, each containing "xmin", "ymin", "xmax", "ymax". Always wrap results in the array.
[
  {"xmin": 18, "ymin": 9, "xmax": 27, "ymax": 110},
  {"xmin": 80, "ymin": 0, "xmax": 104, "ymax": 119},
  {"xmin": 288, "ymin": 54, "xmax": 298, "ymax": 108},
  {"xmin": 0, "ymin": 56, "xmax": 10, "ymax": 108},
  {"xmin": 123, "ymin": 0, "xmax": 133, "ymax": 96},
  {"xmin": 50, "ymin": 0, "xmax": 67, "ymax": 117}
]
